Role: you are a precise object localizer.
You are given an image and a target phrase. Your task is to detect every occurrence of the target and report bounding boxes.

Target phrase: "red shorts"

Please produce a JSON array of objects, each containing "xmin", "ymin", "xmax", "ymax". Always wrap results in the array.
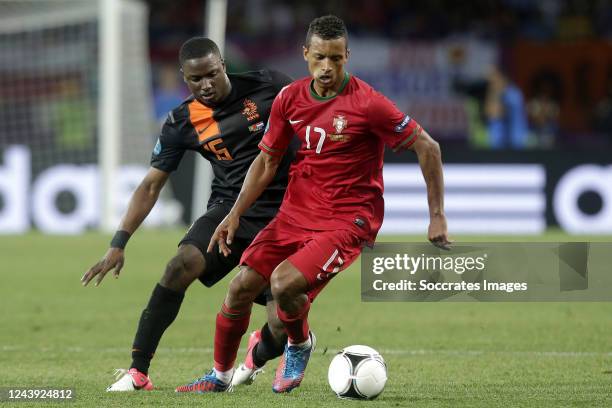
[{"xmin": 240, "ymin": 216, "xmax": 364, "ymax": 301}]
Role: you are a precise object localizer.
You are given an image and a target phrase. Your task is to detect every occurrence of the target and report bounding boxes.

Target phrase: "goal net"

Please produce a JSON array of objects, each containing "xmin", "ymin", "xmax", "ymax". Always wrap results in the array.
[{"xmin": 0, "ymin": 0, "xmax": 180, "ymax": 234}]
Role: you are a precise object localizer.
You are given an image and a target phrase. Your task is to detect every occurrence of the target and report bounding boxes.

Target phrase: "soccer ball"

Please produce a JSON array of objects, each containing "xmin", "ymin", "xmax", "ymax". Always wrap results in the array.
[{"xmin": 327, "ymin": 345, "xmax": 387, "ymax": 400}]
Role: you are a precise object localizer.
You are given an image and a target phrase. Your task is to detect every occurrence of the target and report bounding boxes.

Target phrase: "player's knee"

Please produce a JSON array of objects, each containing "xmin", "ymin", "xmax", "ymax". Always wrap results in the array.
[
  {"xmin": 270, "ymin": 275, "xmax": 286, "ymax": 304},
  {"xmin": 160, "ymin": 255, "xmax": 185, "ymax": 290},
  {"xmin": 160, "ymin": 246, "xmax": 204, "ymax": 291},
  {"xmin": 225, "ymin": 268, "xmax": 260, "ymax": 309},
  {"xmin": 270, "ymin": 264, "xmax": 304, "ymax": 303},
  {"xmin": 270, "ymin": 277, "xmax": 297, "ymax": 308}
]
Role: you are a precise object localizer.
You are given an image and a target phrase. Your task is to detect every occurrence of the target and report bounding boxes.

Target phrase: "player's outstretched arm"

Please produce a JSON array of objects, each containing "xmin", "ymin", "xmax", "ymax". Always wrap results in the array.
[
  {"xmin": 81, "ymin": 167, "xmax": 169, "ymax": 286},
  {"xmin": 208, "ymin": 151, "xmax": 282, "ymax": 256},
  {"xmin": 409, "ymin": 130, "xmax": 451, "ymax": 250}
]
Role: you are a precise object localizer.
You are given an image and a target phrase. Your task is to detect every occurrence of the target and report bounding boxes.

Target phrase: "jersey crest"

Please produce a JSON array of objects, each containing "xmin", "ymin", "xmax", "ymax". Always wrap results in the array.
[
  {"xmin": 242, "ymin": 98, "xmax": 260, "ymax": 121},
  {"xmin": 330, "ymin": 114, "xmax": 350, "ymax": 141},
  {"xmin": 333, "ymin": 114, "xmax": 348, "ymax": 134}
]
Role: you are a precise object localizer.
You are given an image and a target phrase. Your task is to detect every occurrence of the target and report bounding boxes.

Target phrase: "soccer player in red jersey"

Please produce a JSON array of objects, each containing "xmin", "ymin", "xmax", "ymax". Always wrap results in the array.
[{"xmin": 176, "ymin": 15, "xmax": 449, "ymax": 393}]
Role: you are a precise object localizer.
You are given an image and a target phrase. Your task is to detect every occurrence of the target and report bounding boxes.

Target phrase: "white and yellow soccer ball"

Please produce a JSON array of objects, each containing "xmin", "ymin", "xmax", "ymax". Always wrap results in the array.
[{"xmin": 327, "ymin": 345, "xmax": 387, "ymax": 400}]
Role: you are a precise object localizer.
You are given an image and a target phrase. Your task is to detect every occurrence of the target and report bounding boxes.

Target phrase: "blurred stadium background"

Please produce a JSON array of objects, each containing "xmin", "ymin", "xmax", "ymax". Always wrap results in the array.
[
  {"xmin": 1, "ymin": 1, "xmax": 612, "ymax": 406},
  {"xmin": 1, "ymin": 0, "xmax": 612, "ymax": 237}
]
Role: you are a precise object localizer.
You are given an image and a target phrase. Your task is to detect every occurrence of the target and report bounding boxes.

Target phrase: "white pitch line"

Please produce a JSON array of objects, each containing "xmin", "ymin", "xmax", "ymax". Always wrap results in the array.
[{"xmin": 2, "ymin": 345, "xmax": 611, "ymax": 357}]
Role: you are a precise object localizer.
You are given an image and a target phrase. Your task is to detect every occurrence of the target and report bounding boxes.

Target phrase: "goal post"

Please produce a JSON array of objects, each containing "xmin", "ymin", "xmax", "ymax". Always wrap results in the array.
[
  {"xmin": 191, "ymin": 0, "xmax": 228, "ymax": 223},
  {"xmin": 0, "ymin": 0, "xmax": 177, "ymax": 234},
  {"xmin": 99, "ymin": 0, "xmax": 121, "ymax": 232}
]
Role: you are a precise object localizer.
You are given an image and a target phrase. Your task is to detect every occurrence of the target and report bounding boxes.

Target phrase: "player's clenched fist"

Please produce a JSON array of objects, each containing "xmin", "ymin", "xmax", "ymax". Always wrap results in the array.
[
  {"xmin": 428, "ymin": 213, "xmax": 451, "ymax": 250},
  {"xmin": 81, "ymin": 248, "xmax": 125, "ymax": 287}
]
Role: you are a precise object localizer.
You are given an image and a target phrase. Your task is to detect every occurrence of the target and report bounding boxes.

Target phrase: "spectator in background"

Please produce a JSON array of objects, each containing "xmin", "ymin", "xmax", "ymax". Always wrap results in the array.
[
  {"xmin": 153, "ymin": 63, "xmax": 188, "ymax": 122},
  {"xmin": 484, "ymin": 65, "xmax": 528, "ymax": 149},
  {"xmin": 593, "ymin": 70, "xmax": 612, "ymax": 139},
  {"xmin": 50, "ymin": 78, "xmax": 94, "ymax": 151},
  {"xmin": 527, "ymin": 75, "xmax": 560, "ymax": 148}
]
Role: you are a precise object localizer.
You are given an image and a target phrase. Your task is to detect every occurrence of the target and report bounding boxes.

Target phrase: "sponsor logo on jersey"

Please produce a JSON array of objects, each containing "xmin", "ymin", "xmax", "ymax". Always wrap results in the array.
[
  {"xmin": 333, "ymin": 114, "xmax": 348, "ymax": 134},
  {"xmin": 242, "ymin": 98, "xmax": 260, "ymax": 121},
  {"xmin": 394, "ymin": 114, "xmax": 412, "ymax": 133},
  {"xmin": 197, "ymin": 122, "xmax": 214, "ymax": 135},
  {"xmin": 153, "ymin": 138, "xmax": 161, "ymax": 155},
  {"xmin": 248, "ymin": 121, "xmax": 265, "ymax": 132},
  {"xmin": 354, "ymin": 218, "xmax": 366, "ymax": 228}
]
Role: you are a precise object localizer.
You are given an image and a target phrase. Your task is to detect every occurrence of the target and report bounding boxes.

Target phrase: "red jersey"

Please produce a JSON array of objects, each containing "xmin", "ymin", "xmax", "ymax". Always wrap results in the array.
[{"xmin": 259, "ymin": 73, "xmax": 422, "ymax": 243}]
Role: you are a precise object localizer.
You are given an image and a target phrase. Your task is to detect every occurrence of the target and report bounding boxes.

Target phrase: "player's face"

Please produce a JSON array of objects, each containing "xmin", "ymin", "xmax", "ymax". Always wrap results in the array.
[
  {"xmin": 182, "ymin": 54, "xmax": 231, "ymax": 107},
  {"xmin": 303, "ymin": 35, "xmax": 349, "ymax": 95}
]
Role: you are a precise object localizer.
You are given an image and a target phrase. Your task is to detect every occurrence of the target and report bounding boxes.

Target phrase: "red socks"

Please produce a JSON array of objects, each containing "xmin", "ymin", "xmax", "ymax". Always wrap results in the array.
[
  {"xmin": 213, "ymin": 299, "xmax": 312, "ymax": 371},
  {"xmin": 276, "ymin": 301, "xmax": 311, "ymax": 344},
  {"xmin": 214, "ymin": 303, "xmax": 251, "ymax": 372}
]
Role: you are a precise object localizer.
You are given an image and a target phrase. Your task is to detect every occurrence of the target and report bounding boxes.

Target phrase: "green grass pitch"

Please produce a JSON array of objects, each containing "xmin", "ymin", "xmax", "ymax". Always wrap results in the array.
[{"xmin": 1, "ymin": 231, "xmax": 611, "ymax": 407}]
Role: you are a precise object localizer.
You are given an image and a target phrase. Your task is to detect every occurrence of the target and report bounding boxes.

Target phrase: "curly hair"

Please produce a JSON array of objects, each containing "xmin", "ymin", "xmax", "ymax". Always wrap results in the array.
[{"xmin": 305, "ymin": 15, "xmax": 348, "ymax": 48}]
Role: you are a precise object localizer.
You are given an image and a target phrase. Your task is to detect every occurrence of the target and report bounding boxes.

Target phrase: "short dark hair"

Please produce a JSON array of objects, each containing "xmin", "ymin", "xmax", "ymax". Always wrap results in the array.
[
  {"xmin": 305, "ymin": 15, "xmax": 348, "ymax": 48},
  {"xmin": 179, "ymin": 37, "xmax": 221, "ymax": 66}
]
